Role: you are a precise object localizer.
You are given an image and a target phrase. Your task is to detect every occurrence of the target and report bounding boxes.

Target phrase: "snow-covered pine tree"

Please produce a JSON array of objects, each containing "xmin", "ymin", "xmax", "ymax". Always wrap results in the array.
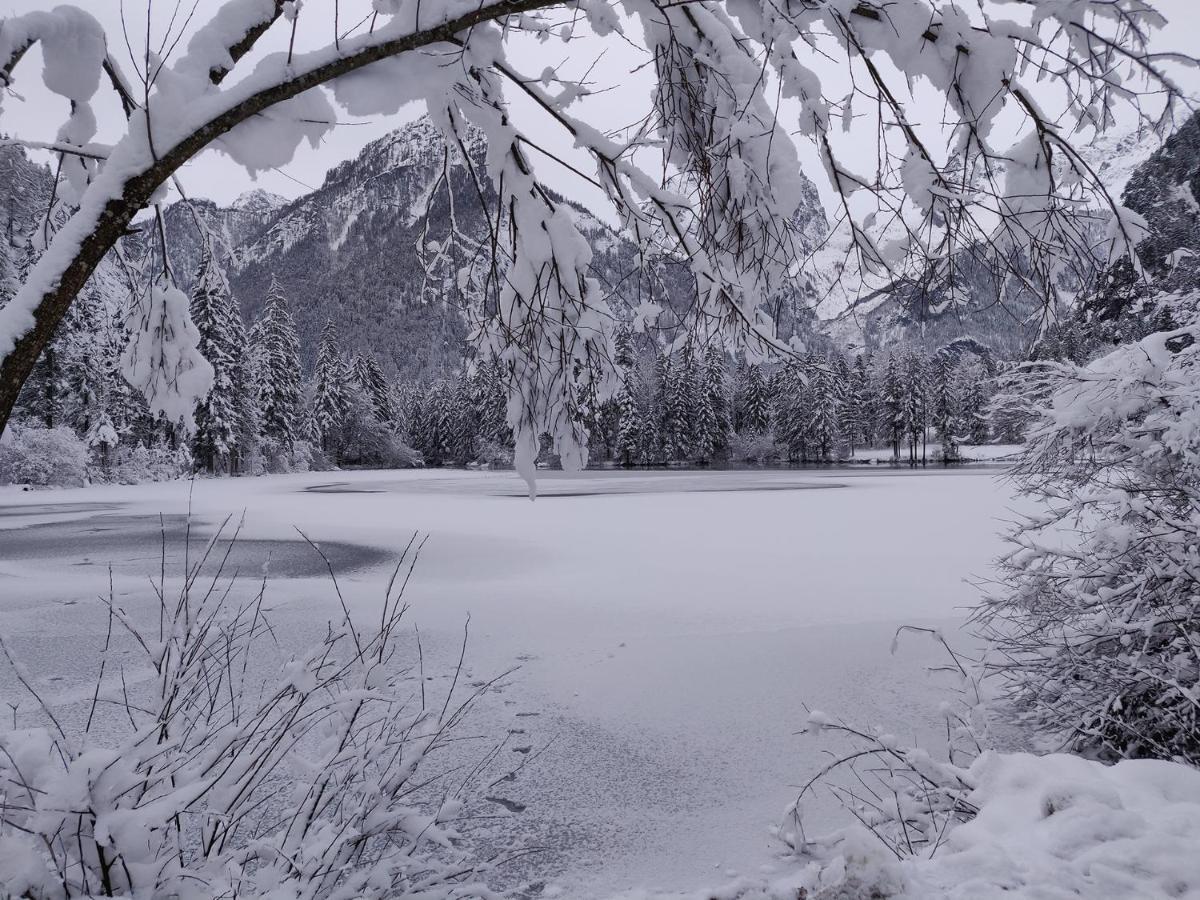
[
  {"xmin": 901, "ymin": 350, "xmax": 928, "ymax": 463},
  {"xmin": 879, "ymin": 353, "xmax": 904, "ymax": 460},
  {"xmin": 311, "ymin": 319, "xmax": 349, "ymax": 458},
  {"xmin": 57, "ymin": 286, "xmax": 110, "ymax": 440},
  {"xmin": 930, "ymin": 350, "xmax": 959, "ymax": 461},
  {"xmin": 615, "ymin": 374, "xmax": 642, "ymax": 467},
  {"xmin": 840, "ymin": 354, "xmax": 867, "ymax": 454},
  {"xmin": 190, "ymin": 250, "xmax": 243, "ymax": 474},
  {"xmin": 659, "ymin": 353, "xmax": 689, "ymax": 462},
  {"xmin": 693, "ymin": 344, "xmax": 729, "ymax": 463},
  {"xmin": 856, "ymin": 354, "xmax": 879, "ymax": 449},
  {"xmin": 350, "ymin": 352, "xmax": 396, "ymax": 427},
  {"xmin": 809, "ymin": 354, "xmax": 844, "ymax": 461},
  {"xmin": 613, "ymin": 324, "xmax": 635, "ymax": 371},
  {"xmin": 477, "ymin": 358, "xmax": 510, "ymax": 448},
  {"xmin": 741, "ymin": 362, "xmax": 771, "ymax": 434},
  {"xmin": 225, "ymin": 289, "xmax": 257, "ymax": 475},
  {"xmin": 775, "ymin": 358, "xmax": 810, "ymax": 462},
  {"xmin": 250, "ymin": 276, "xmax": 302, "ymax": 459},
  {"xmin": 956, "ymin": 361, "xmax": 991, "ymax": 446}
]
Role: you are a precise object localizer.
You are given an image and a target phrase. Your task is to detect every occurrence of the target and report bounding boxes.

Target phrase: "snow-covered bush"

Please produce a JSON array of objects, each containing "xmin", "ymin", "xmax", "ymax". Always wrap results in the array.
[
  {"xmin": 624, "ymin": 751, "xmax": 1200, "ymax": 900},
  {"xmin": 976, "ymin": 299, "xmax": 1200, "ymax": 764},
  {"xmin": 788, "ymin": 629, "xmax": 988, "ymax": 862},
  {"xmin": 0, "ymin": 524, "xmax": 496, "ymax": 898},
  {"xmin": 730, "ymin": 429, "xmax": 780, "ymax": 466},
  {"xmin": 0, "ymin": 423, "xmax": 89, "ymax": 486},
  {"xmin": 107, "ymin": 440, "xmax": 193, "ymax": 484},
  {"xmin": 471, "ymin": 439, "xmax": 512, "ymax": 470}
]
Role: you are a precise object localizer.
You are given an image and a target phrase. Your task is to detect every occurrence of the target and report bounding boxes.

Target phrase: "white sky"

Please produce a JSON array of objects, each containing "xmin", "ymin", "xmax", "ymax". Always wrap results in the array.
[{"xmin": 1, "ymin": 0, "xmax": 1197, "ymax": 219}]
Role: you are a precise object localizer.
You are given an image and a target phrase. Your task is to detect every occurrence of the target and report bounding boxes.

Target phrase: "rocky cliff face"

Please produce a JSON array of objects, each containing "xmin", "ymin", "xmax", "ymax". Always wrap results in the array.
[
  {"xmin": 1122, "ymin": 112, "xmax": 1200, "ymax": 291},
  {"xmin": 152, "ymin": 117, "xmax": 831, "ymax": 376}
]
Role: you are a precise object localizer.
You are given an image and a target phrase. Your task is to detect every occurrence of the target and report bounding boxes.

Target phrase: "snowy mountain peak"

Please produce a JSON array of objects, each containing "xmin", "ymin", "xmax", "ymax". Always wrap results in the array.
[
  {"xmin": 323, "ymin": 117, "xmax": 487, "ymax": 189},
  {"xmin": 231, "ymin": 189, "xmax": 288, "ymax": 215}
]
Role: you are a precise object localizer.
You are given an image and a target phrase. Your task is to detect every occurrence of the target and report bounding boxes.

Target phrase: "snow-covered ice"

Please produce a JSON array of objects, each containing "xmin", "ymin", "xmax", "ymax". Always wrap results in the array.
[{"xmin": 0, "ymin": 467, "xmax": 1018, "ymax": 896}]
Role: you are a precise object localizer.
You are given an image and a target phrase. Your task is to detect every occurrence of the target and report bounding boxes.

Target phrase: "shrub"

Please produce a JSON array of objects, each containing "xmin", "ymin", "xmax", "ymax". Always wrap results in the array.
[
  {"xmin": 0, "ymin": 524, "xmax": 496, "ymax": 898},
  {"xmin": 107, "ymin": 440, "xmax": 193, "ymax": 484},
  {"xmin": 975, "ymin": 305, "xmax": 1200, "ymax": 764},
  {"xmin": 729, "ymin": 429, "xmax": 779, "ymax": 465},
  {"xmin": 0, "ymin": 423, "xmax": 90, "ymax": 486}
]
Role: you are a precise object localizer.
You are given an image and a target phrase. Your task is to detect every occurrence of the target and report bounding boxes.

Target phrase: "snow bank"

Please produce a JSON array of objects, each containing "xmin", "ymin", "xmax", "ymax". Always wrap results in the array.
[{"xmin": 607, "ymin": 752, "xmax": 1200, "ymax": 900}]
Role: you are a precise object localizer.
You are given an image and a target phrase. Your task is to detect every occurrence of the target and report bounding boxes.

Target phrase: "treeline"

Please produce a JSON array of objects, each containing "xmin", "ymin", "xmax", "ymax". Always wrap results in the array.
[
  {"xmin": 4, "ymin": 246, "xmax": 1020, "ymax": 484},
  {"xmin": 393, "ymin": 330, "xmax": 1019, "ymax": 468}
]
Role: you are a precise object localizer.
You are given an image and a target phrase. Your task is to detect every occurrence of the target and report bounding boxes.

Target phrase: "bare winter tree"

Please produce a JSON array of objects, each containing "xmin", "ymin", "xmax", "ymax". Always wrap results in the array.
[{"xmin": 0, "ymin": 0, "xmax": 1192, "ymax": 484}]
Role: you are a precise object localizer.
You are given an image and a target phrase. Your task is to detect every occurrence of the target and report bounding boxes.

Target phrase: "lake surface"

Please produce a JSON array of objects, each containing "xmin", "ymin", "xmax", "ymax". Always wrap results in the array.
[{"xmin": 0, "ymin": 467, "xmax": 1019, "ymax": 897}]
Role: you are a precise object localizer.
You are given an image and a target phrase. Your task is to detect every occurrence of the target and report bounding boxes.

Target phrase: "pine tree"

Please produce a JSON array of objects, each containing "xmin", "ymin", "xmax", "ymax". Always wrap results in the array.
[
  {"xmin": 694, "ymin": 344, "xmax": 729, "ymax": 462},
  {"xmin": 659, "ymin": 353, "xmax": 691, "ymax": 461},
  {"xmin": 190, "ymin": 250, "xmax": 242, "ymax": 473},
  {"xmin": 957, "ymin": 360, "xmax": 991, "ymax": 445},
  {"xmin": 776, "ymin": 359, "xmax": 810, "ymax": 461},
  {"xmin": 840, "ymin": 354, "xmax": 867, "ymax": 453},
  {"xmin": 251, "ymin": 276, "xmax": 302, "ymax": 456},
  {"xmin": 613, "ymin": 324, "xmax": 635, "ymax": 370},
  {"xmin": 901, "ymin": 351, "xmax": 928, "ymax": 463},
  {"xmin": 879, "ymin": 353, "xmax": 904, "ymax": 460},
  {"xmin": 477, "ymin": 358, "xmax": 510, "ymax": 446},
  {"xmin": 809, "ymin": 354, "xmax": 844, "ymax": 461},
  {"xmin": 311, "ymin": 319, "xmax": 348, "ymax": 457},
  {"xmin": 350, "ymin": 352, "xmax": 395, "ymax": 426},
  {"xmin": 226, "ymin": 289, "xmax": 257, "ymax": 474},
  {"xmin": 615, "ymin": 375, "xmax": 641, "ymax": 466},
  {"xmin": 930, "ymin": 350, "xmax": 959, "ymax": 461},
  {"xmin": 741, "ymin": 362, "xmax": 771, "ymax": 433}
]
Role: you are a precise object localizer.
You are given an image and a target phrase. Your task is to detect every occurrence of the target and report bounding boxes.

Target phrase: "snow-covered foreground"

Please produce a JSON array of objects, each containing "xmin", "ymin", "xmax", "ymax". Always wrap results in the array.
[
  {"xmin": 0, "ymin": 468, "xmax": 1018, "ymax": 896},
  {"xmin": 616, "ymin": 751, "xmax": 1200, "ymax": 900}
]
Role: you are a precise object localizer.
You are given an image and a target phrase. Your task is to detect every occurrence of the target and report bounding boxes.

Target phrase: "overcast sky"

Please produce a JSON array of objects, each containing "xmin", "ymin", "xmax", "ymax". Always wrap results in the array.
[{"xmin": 2, "ymin": 0, "xmax": 1197, "ymax": 219}]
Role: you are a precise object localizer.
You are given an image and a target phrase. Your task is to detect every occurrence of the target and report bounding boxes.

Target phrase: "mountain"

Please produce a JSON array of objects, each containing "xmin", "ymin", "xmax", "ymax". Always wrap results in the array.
[
  {"xmin": 0, "ymin": 145, "xmax": 130, "ymax": 315},
  {"xmin": 148, "ymin": 120, "xmax": 686, "ymax": 377},
  {"xmin": 818, "ymin": 121, "xmax": 1175, "ymax": 360},
  {"xmin": 19, "ymin": 111, "xmax": 1154, "ymax": 374},
  {"xmin": 1120, "ymin": 111, "xmax": 1200, "ymax": 292},
  {"xmin": 148, "ymin": 117, "xmax": 843, "ymax": 376}
]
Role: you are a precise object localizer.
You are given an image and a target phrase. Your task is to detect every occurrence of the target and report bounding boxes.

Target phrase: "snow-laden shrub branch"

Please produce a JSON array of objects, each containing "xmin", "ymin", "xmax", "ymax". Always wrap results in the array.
[
  {"xmin": 787, "ymin": 627, "xmax": 990, "ymax": 862},
  {"xmin": 0, "ymin": 0, "xmax": 1191, "ymax": 461},
  {"xmin": 976, "ymin": 294, "xmax": 1200, "ymax": 765},
  {"xmin": 0, "ymin": 522, "xmax": 504, "ymax": 898}
]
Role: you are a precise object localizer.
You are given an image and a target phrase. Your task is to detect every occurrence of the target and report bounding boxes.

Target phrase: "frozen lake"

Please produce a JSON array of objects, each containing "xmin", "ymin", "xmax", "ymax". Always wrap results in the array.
[{"xmin": 0, "ymin": 467, "xmax": 1019, "ymax": 897}]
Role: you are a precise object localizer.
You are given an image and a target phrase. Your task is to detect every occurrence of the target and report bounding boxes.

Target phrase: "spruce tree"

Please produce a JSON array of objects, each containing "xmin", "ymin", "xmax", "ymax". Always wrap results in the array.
[
  {"xmin": 931, "ymin": 350, "xmax": 959, "ymax": 461},
  {"xmin": 613, "ymin": 324, "xmax": 635, "ymax": 370},
  {"xmin": 350, "ymin": 352, "xmax": 395, "ymax": 426},
  {"xmin": 250, "ymin": 276, "xmax": 301, "ymax": 456},
  {"xmin": 190, "ymin": 250, "xmax": 242, "ymax": 473},
  {"xmin": 694, "ymin": 344, "xmax": 729, "ymax": 462},
  {"xmin": 879, "ymin": 353, "xmax": 904, "ymax": 460},
  {"xmin": 840, "ymin": 353, "xmax": 867, "ymax": 453},
  {"xmin": 741, "ymin": 362, "xmax": 771, "ymax": 433},
  {"xmin": 311, "ymin": 319, "xmax": 348, "ymax": 457},
  {"xmin": 901, "ymin": 351, "xmax": 928, "ymax": 463},
  {"xmin": 957, "ymin": 361, "xmax": 991, "ymax": 445},
  {"xmin": 776, "ymin": 359, "xmax": 810, "ymax": 461},
  {"xmin": 615, "ymin": 375, "xmax": 642, "ymax": 466},
  {"xmin": 659, "ymin": 354, "xmax": 688, "ymax": 461},
  {"xmin": 809, "ymin": 354, "xmax": 844, "ymax": 461}
]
